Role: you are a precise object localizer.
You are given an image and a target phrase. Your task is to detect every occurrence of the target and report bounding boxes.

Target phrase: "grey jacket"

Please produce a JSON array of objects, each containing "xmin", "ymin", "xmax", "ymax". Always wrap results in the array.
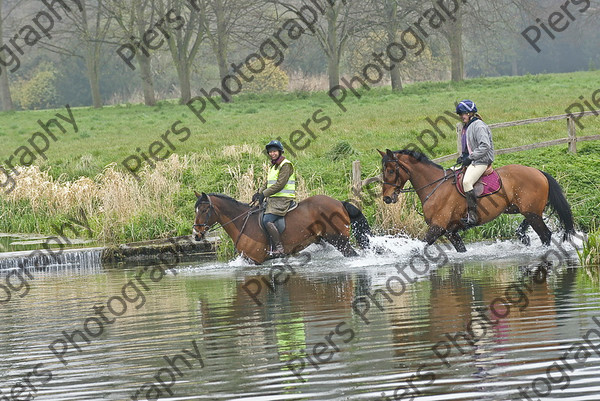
[{"xmin": 466, "ymin": 119, "xmax": 494, "ymax": 165}]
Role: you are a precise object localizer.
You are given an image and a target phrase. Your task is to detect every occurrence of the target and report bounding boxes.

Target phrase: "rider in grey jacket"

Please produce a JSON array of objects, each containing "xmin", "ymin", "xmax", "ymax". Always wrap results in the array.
[
  {"xmin": 466, "ymin": 119, "xmax": 494, "ymax": 166},
  {"xmin": 456, "ymin": 100, "xmax": 495, "ymax": 227}
]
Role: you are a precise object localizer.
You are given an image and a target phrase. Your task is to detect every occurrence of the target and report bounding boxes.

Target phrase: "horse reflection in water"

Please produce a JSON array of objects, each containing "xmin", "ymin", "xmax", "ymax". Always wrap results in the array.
[
  {"xmin": 380, "ymin": 149, "xmax": 575, "ymax": 252},
  {"xmin": 193, "ymin": 192, "xmax": 371, "ymax": 263}
]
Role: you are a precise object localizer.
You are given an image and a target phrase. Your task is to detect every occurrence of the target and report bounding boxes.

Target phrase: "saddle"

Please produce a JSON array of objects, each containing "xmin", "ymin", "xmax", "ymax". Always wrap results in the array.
[
  {"xmin": 258, "ymin": 201, "xmax": 298, "ymax": 233},
  {"xmin": 454, "ymin": 166, "xmax": 502, "ymax": 197}
]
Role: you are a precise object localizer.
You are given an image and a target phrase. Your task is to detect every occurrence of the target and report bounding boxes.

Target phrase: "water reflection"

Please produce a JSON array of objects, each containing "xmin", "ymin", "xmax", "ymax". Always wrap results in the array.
[{"xmin": 0, "ymin": 243, "xmax": 599, "ymax": 400}]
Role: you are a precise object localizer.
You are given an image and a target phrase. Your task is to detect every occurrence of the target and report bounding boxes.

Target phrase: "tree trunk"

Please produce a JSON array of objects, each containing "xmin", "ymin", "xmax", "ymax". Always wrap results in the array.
[
  {"xmin": 326, "ymin": 8, "xmax": 340, "ymax": 90},
  {"xmin": 136, "ymin": 53, "xmax": 156, "ymax": 106},
  {"xmin": 217, "ymin": 51, "xmax": 231, "ymax": 102},
  {"xmin": 387, "ymin": 28, "xmax": 402, "ymax": 92},
  {"xmin": 86, "ymin": 50, "xmax": 102, "ymax": 108},
  {"xmin": 511, "ymin": 57, "xmax": 518, "ymax": 76},
  {"xmin": 213, "ymin": 0, "xmax": 231, "ymax": 103},
  {"xmin": 0, "ymin": 0, "xmax": 14, "ymax": 111},
  {"xmin": 390, "ymin": 65, "xmax": 403, "ymax": 92},
  {"xmin": 177, "ymin": 61, "xmax": 192, "ymax": 104},
  {"xmin": 0, "ymin": 66, "xmax": 13, "ymax": 111},
  {"xmin": 449, "ymin": 40, "xmax": 464, "ymax": 82},
  {"xmin": 448, "ymin": 13, "xmax": 464, "ymax": 82},
  {"xmin": 328, "ymin": 54, "xmax": 340, "ymax": 90}
]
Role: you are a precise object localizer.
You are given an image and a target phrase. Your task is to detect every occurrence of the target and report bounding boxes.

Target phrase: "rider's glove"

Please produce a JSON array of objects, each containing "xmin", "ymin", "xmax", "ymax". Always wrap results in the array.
[
  {"xmin": 252, "ymin": 192, "xmax": 265, "ymax": 204},
  {"xmin": 461, "ymin": 156, "xmax": 472, "ymax": 168}
]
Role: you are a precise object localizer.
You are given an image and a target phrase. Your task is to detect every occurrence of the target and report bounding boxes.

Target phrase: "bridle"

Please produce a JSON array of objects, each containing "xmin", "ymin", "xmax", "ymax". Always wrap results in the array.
[
  {"xmin": 383, "ymin": 156, "xmax": 456, "ymax": 204},
  {"xmin": 383, "ymin": 158, "xmax": 413, "ymax": 193},
  {"xmin": 193, "ymin": 196, "xmax": 215, "ymax": 238},
  {"xmin": 193, "ymin": 196, "xmax": 259, "ymax": 242}
]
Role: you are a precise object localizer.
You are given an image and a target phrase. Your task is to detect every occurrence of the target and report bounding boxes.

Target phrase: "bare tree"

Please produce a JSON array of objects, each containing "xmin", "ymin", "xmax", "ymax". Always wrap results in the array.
[
  {"xmin": 268, "ymin": 0, "xmax": 364, "ymax": 91},
  {"xmin": 427, "ymin": 0, "xmax": 464, "ymax": 82},
  {"xmin": 29, "ymin": 0, "xmax": 111, "ymax": 108},
  {"xmin": 363, "ymin": 0, "xmax": 418, "ymax": 91},
  {"xmin": 78, "ymin": 0, "xmax": 110, "ymax": 108},
  {"xmin": 103, "ymin": 0, "xmax": 158, "ymax": 105},
  {"xmin": 65, "ymin": 0, "xmax": 109, "ymax": 107},
  {"xmin": 153, "ymin": 0, "xmax": 204, "ymax": 104},
  {"xmin": 196, "ymin": 0, "xmax": 268, "ymax": 102},
  {"xmin": 459, "ymin": 0, "xmax": 528, "ymax": 76}
]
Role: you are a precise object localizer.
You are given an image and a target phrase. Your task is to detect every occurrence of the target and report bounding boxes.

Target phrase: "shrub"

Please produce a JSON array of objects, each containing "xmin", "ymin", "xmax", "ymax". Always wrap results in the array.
[
  {"xmin": 13, "ymin": 63, "xmax": 59, "ymax": 110},
  {"xmin": 242, "ymin": 61, "xmax": 289, "ymax": 93}
]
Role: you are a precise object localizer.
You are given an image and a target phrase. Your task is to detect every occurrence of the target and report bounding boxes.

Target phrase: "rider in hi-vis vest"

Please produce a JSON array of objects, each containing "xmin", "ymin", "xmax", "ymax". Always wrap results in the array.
[{"xmin": 252, "ymin": 140, "xmax": 296, "ymax": 257}]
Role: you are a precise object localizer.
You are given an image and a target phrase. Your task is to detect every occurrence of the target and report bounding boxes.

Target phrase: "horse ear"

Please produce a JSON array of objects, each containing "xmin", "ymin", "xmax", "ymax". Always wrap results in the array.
[
  {"xmin": 194, "ymin": 191, "xmax": 201, "ymax": 198},
  {"xmin": 386, "ymin": 149, "xmax": 395, "ymax": 159},
  {"xmin": 377, "ymin": 149, "xmax": 386, "ymax": 157}
]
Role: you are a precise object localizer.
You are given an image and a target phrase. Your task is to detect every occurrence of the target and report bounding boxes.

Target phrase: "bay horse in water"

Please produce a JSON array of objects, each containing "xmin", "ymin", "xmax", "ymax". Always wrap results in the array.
[
  {"xmin": 192, "ymin": 192, "xmax": 371, "ymax": 263},
  {"xmin": 379, "ymin": 149, "xmax": 575, "ymax": 252}
]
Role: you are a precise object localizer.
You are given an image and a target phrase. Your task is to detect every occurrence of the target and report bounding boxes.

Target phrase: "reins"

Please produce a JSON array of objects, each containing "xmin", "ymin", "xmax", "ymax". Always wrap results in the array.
[
  {"xmin": 234, "ymin": 207, "xmax": 256, "ymax": 248},
  {"xmin": 383, "ymin": 158, "xmax": 459, "ymax": 205}
]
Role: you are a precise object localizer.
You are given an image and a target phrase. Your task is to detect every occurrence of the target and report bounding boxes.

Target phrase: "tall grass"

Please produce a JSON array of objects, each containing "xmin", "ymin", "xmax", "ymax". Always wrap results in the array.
[
  {"xmin": 373, "ymin": 193, "xmax": 427, "ymax": 237},
  {"xmin": 1, "ymin": 155, "xmax": 193, "ymax": 243},
  {"xmin": 578, "ymin": 228, "xmax": 599, "ymax": 266}
]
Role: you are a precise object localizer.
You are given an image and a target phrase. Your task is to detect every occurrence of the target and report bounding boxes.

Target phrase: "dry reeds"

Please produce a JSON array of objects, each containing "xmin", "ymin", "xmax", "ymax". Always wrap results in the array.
[
  {"xmin": 373, "ymin": 193, "xmax": 427, "ymax": 237},
  {"xmin": 225, "ymin": 163, "xmax": 260, "ymax": 203},
  {"xmin": 2, "ymin": 155, "xmax": 189, "ymax": 242}
]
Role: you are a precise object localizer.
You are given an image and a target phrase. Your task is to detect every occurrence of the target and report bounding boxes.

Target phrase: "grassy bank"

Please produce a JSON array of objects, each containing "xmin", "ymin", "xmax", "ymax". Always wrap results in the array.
[{"xmin": 1, "ymin": 71, "xmax": 599, "ymax": 244}]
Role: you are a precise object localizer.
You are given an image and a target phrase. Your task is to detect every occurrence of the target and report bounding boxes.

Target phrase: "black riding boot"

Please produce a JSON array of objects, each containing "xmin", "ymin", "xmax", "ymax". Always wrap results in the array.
[
  {"xmin": 265, "ymin": 222, "xmax": 285, "ymax": 257},
  {"xmin": 462, "ymin": 190, "xmax": 478, "ymax": 227}
]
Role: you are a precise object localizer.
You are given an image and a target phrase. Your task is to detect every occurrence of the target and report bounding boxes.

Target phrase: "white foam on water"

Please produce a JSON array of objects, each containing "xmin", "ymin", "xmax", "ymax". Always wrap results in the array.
[{"xmin": 175, "ymin": 229, "xmax": 585, "ymax": 276}]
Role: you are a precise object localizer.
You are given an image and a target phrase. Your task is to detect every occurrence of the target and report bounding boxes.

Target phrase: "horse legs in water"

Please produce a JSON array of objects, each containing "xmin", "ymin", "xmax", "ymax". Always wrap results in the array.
[
  {"xmin": 516, "ymin": 219, "xmax": 531, "ymax": 246},
  {"xmin": 424, "ymin": 225, "xmax": 445, "ymax": 246},
  {"xmin": 524, "ymin": 213, "xmax": 552, "ymax": 246},
  {"xmin": 446, "ymin": 231, "xmax": 467, "ymax": 253},
  {"xmin": 424, "ymin": 226, "xmax": 467, "ymax": 253},
  {"xmin": 325, "ymin": 234, "xmax": 359, "ymax": 257}
]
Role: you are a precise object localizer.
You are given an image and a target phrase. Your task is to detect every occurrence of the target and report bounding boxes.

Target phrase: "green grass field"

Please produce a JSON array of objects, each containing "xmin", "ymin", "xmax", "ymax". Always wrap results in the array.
[{"xmin": 1, "ymin": 71, "xmax": 599, "ymax": 244}]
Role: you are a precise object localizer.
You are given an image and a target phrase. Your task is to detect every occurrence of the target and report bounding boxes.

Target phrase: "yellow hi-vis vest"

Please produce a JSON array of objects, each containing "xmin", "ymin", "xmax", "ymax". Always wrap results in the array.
[{"xmin": 267, "ymin": 159, "xmax": 296, "ymax": 198}]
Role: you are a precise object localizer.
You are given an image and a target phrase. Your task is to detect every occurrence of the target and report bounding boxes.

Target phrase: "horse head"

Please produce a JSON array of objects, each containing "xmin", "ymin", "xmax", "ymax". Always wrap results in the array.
[
  {"xmin": 378, "ymin": 149, "xmax": 411, "ymax": 204},
  {"xmin": 193, "ymin": 191, "xmax": 217, "ymax": 241}
]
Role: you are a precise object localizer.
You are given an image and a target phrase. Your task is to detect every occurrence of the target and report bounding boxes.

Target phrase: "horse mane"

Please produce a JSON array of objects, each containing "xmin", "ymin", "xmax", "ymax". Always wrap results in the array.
[
  {"xmin": 195, "ymin": 193, "xmax": 250, "ymax": 209},
  {"xmin": 385, "ymin": 149, "xmax": 444, "ymax": 170}
]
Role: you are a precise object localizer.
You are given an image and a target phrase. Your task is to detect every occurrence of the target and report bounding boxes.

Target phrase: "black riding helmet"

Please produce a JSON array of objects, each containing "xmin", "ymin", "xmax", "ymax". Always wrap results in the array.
[{"xmin": 265, "ymin": 140, "xmax": 284, "ymax": 153}]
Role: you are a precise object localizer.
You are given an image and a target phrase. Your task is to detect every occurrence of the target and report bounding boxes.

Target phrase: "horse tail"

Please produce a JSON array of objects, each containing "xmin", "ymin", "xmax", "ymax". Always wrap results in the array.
[
  {"xmin": 342, "ymin": 201, "xmax": 371, "ymax": 248},
  {"xmin": 540, "ymin": 170, "xmax": 575, "ymax": 241}
]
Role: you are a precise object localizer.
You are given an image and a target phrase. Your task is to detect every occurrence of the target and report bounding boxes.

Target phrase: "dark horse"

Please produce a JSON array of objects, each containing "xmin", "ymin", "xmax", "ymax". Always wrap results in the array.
[
  {"xmin": 193, "ymin": 192, "xmax": 371, "ymax": 263},
  {"xmin": 379, "ymin": 149, "xmax": 575, "ymax": 252}
]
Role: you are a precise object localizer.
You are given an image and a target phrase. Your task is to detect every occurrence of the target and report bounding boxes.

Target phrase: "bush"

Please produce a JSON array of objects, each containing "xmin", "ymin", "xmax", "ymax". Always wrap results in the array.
[
  {"xmin": 242, "ymin": 61, "xmax": 289, "ymax": 93},
  {"xmin": 13, "ymin": 63, "xmax": 59, "ymax": 110}
]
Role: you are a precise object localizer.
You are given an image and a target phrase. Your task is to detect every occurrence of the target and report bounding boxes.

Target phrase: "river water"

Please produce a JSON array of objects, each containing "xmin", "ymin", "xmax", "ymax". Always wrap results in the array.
[{"xmin": 1, "ymin": 235, "xmax": 598, "ymax": 401}]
